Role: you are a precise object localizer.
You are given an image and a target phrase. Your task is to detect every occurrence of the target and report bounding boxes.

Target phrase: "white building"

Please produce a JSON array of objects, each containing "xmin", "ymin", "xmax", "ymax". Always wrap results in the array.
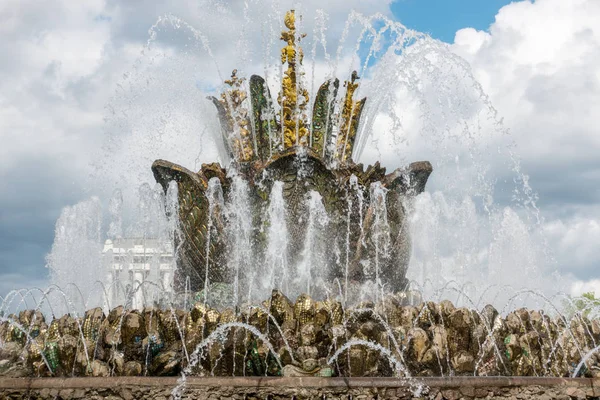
[{"xmin": 103, "ymin": 238, "xmax": 175, "ymax": 309}]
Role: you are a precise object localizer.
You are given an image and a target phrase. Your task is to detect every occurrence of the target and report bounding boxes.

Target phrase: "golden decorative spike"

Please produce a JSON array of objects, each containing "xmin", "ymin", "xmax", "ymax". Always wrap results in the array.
[
  {"xmin": 220, "ymin": 70, "xmax": 254, "ymax": 161},
  {"xmin": 336, "ymin": 70, "xmax": 363, "ymax": 163},
  {"xmin": 219, "ymin": 308, "xmax": 236, "ymax": 324},
  {"xmin": 205, "ymin": 309, "xmax": 220, "ymax": 325},
  {"xmin": 294, "ymin": 293, "xmax": 315, "ymax": 326},
  {"xmin": 46, "ymin": 320, "xmax": 60, "ymax": 342},
  {"xmin": 279, "ymin": 10, "xmax": 310, "ymax": 148}
]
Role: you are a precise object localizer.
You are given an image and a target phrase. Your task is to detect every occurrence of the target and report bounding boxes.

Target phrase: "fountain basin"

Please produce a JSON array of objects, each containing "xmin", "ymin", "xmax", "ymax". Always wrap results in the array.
[{"xmin": 1, "ymin": 376, "xmax": 599, "ymax": 399}]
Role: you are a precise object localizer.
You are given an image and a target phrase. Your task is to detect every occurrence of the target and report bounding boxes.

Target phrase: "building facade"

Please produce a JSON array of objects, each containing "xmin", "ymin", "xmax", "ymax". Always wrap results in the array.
[{"xmin": 103, "ymin": 238, "xmax": 175, "ymax": 309}]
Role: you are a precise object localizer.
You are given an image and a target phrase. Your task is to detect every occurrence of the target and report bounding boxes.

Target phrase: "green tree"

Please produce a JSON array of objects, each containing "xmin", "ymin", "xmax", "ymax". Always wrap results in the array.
[{"xmin": 564, "ymin": 292, "xmax": 600, "ymax": 319}]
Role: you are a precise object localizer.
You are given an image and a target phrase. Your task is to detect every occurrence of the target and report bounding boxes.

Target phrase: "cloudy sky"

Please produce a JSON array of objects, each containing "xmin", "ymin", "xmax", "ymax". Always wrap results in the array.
[{"xmin": 0, "ymin": 0, "xmax": 599, "ymax": 303}]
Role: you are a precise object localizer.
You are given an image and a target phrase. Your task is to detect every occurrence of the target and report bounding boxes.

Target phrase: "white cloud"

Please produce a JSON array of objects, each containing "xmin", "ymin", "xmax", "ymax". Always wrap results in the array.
[
  {"xmin": 0, "ymin": 0, "xmax": 124, "ymax": 178},
  {"xmin": 448, "ymin": 0, "xmax": 600, "ymax": 285},
  {"xmin": 544, "ymin": 214, "xmax": 600, "ymax": 274},
  {"xmin": 452, "ymin": 0, "xmax": 600, "ymax": 167},
  {"xmin": 571, "ymin": 279, "xmax": 600, "ymax": 298}
]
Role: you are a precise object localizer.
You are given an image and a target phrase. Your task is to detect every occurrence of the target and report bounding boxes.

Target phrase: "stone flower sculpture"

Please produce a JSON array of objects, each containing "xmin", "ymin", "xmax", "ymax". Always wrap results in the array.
[{"xmin": 152, "ymin": 10, "xmax": 432, "ymax": 294}]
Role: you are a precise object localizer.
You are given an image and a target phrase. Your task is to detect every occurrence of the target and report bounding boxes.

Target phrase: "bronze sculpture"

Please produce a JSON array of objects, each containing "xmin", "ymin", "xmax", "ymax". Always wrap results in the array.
[{"xmin": 152, "ymin": 10, "xmax": 432, "ymax": 294}]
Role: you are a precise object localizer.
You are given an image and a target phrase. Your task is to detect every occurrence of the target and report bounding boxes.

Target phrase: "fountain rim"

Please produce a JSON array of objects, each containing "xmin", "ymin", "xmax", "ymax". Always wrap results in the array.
[{"xmin": 1, "ymin": 376, "xmax": 598, "ymax": 389}]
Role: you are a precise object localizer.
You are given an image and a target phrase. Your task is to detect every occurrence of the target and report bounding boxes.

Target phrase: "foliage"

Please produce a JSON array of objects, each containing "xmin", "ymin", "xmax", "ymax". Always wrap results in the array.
[{"xmin": 564, "ymin": 291, "xmax": 600, "ymax": 319}]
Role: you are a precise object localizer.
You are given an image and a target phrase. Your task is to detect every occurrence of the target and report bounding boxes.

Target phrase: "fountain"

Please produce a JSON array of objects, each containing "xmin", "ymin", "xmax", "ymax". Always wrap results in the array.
[
  {"xmin": 1, "ymin": 7, "xmax": 600, "ymax": 400},
  {"xmin": 151, "ymin": 10, "xmax": 432, "ymax": 302}
]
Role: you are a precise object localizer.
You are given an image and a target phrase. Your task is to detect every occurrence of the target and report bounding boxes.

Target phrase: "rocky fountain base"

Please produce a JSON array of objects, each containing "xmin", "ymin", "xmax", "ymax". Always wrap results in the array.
[
  {"xmin": 2, "ymin": 293, "xmax": 600, "ymax": 389},
  {"xmin": 2, "ymin": 296, "xmax": 600, "ymax": 398}
]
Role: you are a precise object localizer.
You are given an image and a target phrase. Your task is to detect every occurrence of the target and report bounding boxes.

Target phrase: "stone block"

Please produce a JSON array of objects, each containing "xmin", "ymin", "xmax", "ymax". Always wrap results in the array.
[
  {"xmin": 119, "ymin": 387, "xmax": 134, "ymax": 400},
  {"xmin": 441, "ymin": 389, "xmax": 461, "ymax": 400},
  {"xmin": 565, "ymin": 386, "xmax": 586, "ymax": 399}
]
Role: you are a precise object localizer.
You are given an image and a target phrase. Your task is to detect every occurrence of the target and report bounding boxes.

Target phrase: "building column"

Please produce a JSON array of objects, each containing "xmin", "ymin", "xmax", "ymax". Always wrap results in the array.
[{"xmin": 133, "ymin": 271, "xmax": 144, "ymax": 310}]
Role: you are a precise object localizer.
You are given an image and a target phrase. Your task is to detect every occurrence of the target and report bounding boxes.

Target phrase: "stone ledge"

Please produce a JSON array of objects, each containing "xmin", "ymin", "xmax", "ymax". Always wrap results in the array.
[
  {"xmin": 2, "ymin": 377, "xmax": 600, "ymax": 400},
  {"xmin": 1, "ymin": 376, "xmax": 598, "ymax": 389}
]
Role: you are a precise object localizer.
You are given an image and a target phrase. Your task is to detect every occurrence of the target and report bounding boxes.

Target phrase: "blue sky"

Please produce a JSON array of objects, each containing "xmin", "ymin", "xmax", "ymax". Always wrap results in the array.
[{"xmin": 391, "ymin": 0, "xmax": 515, "ymax": 43}]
